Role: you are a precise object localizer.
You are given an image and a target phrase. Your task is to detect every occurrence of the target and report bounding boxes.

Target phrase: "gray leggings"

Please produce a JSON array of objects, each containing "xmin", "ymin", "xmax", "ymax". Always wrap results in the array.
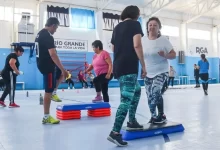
[{"xmin": 144, "ymin": 72, "xmax": 168, "ymax": 117}]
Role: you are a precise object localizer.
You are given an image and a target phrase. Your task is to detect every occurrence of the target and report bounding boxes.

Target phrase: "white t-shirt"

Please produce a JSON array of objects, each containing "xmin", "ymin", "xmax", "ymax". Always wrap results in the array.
[{"xmin": 142, "ymin": 35, "xmax": 173, "ymax": 78}]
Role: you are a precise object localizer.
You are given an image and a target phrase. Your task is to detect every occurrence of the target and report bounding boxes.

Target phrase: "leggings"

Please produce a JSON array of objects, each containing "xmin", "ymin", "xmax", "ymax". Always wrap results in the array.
[
  {"xmin": 168, "ymin": 77, "xmax": 174, "ymax": 86},
  {"xmin": 144, "ymin": 72, "xmax": 168, "ymax": 118},
  {"xmin": 0, "ymin": 71, "xmax": 16, "ymax": 104},
  {"xmin": 93, "ymin": 73, "xmax": 113, "ymax": 102},
  {"xmin": 79, "ymin": 79, "xmax": 88, "ymax": 88},
  {"xmin": 66, "ymin": 79, "xmax": 74, "ymax": 87},
  {"xmin": 199, "ymin": 73, "xmax": 209, "ymax": 91},
  {"xmin": 112, "ymin": 74, "xmax": 141, "ymax": 133}
]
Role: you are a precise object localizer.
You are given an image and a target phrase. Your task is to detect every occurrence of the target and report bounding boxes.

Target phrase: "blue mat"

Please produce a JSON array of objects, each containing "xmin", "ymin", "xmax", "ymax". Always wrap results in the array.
[
  {"xmin": 120, "ymin": 121, "xmax": 184, "ymax": 140},
  {"xmin": 57, "ymin": 102, "xmax": 111, "ymax": 111}
]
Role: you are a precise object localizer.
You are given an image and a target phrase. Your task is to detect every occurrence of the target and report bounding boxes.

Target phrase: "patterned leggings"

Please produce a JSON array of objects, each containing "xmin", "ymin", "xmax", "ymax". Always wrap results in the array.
[
  {"xmin": 112, "ymin": 74, "xmax": 141, "ymax": 133},
  {"xmin": 144, "ymin": 72, "xmax": 168, "ymax": 118}
]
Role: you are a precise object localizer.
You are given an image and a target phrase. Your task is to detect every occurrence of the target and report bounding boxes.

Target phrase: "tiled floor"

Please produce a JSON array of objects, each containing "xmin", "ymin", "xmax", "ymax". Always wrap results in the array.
[{"xmin": 0, "ymin": 85, "xmax": 220, "ymax": 150}]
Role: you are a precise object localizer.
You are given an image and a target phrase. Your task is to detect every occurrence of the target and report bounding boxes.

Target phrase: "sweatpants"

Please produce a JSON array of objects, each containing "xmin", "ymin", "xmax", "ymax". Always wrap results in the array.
[
  {"xmin": 144, "ymin": 72, "xmax": 168, "ymax": 118},
  {"xmin": 0, "ymin": 71, "xmax": 17, "ymax": 104},
  {"xmin": 93, "ymin": 73, "xmax": 113, "ymax": 102},
  {"xmin": 112, "ymin": 74, "xmax": 141, "ymax": 133},
  {"xmin": 199, "ymin": 73, "xmax": 209, "ymax": 91}
]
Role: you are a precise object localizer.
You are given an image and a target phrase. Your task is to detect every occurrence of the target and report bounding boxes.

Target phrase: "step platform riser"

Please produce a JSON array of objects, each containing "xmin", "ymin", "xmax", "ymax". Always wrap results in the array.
[{"xmin": 120, "ymin": 122, "xmax": 184, "ymax": 141}]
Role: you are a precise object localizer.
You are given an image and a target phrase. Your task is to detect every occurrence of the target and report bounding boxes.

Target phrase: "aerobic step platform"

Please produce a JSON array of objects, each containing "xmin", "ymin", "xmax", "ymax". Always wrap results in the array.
[
  {"xmin": 120, "ymin": 121, "xmax": 184, "ymax": 140},
  {"xmin": 56, "ymin": 102, "xmax": 111, "ymax": 120}
]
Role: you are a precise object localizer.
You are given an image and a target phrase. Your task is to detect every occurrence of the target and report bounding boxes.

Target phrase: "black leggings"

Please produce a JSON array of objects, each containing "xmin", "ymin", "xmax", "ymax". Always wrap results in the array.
[
  {"xmin": 168, "ymin": 77, "xmax": 174, "ymax": 86},
  {"xmin": 0, "ymin": 71, "xmax": 16, "ymax": 104},
  {"xmin": 199, "ymin": 73, "xmax": 209, "ymax": 91},
  {"xmin": 66, "ymin": 79, "xmax": 74, "ymax": 87},
  {"xmin": 79, "ymin": 79, "xmax": 88, "ymax": 88},
  {"xmin": 93, "ymin": 73, "xmax": 113, "ymax": 102}
]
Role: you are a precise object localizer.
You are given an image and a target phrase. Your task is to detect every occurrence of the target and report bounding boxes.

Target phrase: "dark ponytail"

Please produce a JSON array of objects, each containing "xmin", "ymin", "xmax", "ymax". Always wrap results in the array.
[
  {"xmin": 14, "ymin": 46, "xmax": 24, "ymax": 53},
  {"xmin": 201, "ymin": 54, "xmax": 208, "ymax": 62}
]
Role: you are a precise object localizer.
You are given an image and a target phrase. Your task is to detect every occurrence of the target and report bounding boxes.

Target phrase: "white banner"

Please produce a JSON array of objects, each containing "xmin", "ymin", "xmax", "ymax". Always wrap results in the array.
[
  {"xmin": 54, "ymin": 38, "xmax": 88, "ymax": 51},
  {"xmin": 188, "ymin": 39, "xmax": 212, "ymax": 57}
]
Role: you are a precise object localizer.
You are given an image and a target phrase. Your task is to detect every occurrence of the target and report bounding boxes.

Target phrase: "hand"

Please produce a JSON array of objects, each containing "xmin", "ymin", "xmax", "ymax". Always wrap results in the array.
[
  {"xmin": 62, "ymin": 70, "xmax": 69, "ymax": 79},
  {"xmin": 141, "ymin": 68, "xmax": 147, "ymax": 79},
  {"xmin": 158, "ymin": 50, "xmax": 166, "ymax": 58},
  {"xmin": 105, "ymin": 73, "xmax": 111, "ymax": 79}
]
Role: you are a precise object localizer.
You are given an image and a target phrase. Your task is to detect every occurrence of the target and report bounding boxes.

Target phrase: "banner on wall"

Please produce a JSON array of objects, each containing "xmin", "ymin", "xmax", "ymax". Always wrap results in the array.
[
  {"xmin": 188, "ymin": 46, "xmax": 209, "ymax": 57},
  {"xmin": 54, "ymin": 39, "xmax": 88, "ymax": 51}
]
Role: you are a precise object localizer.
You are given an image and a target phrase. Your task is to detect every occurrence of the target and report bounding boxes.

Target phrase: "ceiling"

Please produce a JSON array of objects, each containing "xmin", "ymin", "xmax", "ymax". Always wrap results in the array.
[{"xmin": 1, "ymin": 0, "xmax": 220, "ymax": 22}]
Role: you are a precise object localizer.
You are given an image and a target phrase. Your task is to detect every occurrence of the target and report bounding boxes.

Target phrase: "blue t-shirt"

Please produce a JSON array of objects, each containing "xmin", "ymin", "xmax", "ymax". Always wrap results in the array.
[{"xmin": 198, "ymin": 60, "xmax": 209, "ymax": 74}]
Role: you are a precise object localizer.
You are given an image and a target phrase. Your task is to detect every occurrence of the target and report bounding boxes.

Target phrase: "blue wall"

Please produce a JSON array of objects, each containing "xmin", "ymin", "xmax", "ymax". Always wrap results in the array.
[{"xmin": 0, "ymin": 48, "xmax": 219, "ymax": 90}]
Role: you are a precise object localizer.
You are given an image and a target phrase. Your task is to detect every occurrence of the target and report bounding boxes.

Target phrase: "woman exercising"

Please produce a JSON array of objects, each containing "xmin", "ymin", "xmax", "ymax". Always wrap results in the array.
[
  {"xmin": 143, "ymin": 17, "xmax": 176, "ymax": 124},
  {"xmin": 86, "ymin": 40, "xmax": 113, "ymax": 102},
  {"xmin": 198, "ymin": 54, "xmax": 209, "ymax": 95},
  {"xmin": 0, "ymin": 46, "xmax": 24, "ymax": 108}
]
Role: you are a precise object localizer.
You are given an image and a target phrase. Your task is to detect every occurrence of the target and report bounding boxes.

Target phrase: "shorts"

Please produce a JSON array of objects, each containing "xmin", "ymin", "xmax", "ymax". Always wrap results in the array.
[
  {"xmin": 55, "ymin": 66, "xmax": 62, "ymax": 80},
  {"xmin": 43, "ymin": 72, "xmax": 56, "ymax": 93}
]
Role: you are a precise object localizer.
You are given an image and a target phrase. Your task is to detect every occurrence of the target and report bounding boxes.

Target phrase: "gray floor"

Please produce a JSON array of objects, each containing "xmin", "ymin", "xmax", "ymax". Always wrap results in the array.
[{"xmin": 0, "ymin": 85, "xmax": 220, "ymax": 150}]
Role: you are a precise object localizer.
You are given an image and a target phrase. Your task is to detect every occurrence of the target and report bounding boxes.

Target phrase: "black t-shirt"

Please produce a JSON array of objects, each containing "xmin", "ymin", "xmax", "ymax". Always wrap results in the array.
[
  {"xmin": 111, "ymin": 20, "xmax": 144, "ymax": 78},
  {"xmin": 35, "ymin": 29, "xmax": 56, "ymax": 74},
  {"xmin": 1, "ymin": 53, "xmax": 19, "ymax": 74}
]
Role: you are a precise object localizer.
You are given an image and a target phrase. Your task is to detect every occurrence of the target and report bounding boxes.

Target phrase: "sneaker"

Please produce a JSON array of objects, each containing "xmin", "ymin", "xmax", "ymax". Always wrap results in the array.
[
  {"xmin": 51, "ymin": 94, "xmax": 62, "ymax": 102},
  {"xmin": 204, "ymin": 90, "xmax": 208, "ymax": 95},
  {"xmin": 126, "ymin": 119, "xmax": 143, "ymax": 131},
  {"xmin": 148, "ymin": 117, "xmax": 156, "ymax": 124},
  {"xmin": 92, "ymin": 95, "xmax": 103, "ymax": 103},
  {"xmin": 0, "ymin": 101, "xmax": 6, "ymax": 107},
  {"xmin": 42, "ymin": 115, "xmax": 60, "ymax": 124},
  {"xmin": 154, "ymin": 114, "xmax": 167, "ymax": 124},
  {"xmin": 107, "ymin": 131, "xmax": 128, "ymax": 147},
  {"xmin": 9, "ymin": 103, "xmax": 20, "ymax": 108}
]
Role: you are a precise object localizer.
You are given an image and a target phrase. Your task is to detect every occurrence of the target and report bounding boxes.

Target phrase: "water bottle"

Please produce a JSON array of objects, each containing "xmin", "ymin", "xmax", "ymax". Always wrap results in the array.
[{"xmin": 40, "ymin": 94, "xmax": 43, "ymax": 105}]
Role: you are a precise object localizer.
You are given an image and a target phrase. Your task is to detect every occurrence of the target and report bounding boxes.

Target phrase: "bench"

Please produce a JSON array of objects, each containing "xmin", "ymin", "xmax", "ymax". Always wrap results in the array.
[
  {"xmin": 189, "ymin": 78, "xmax": 217, "ymax": 84},
  {"xmin": 16, "ymin": 82, "xmax": 25, "ymax": 90}
]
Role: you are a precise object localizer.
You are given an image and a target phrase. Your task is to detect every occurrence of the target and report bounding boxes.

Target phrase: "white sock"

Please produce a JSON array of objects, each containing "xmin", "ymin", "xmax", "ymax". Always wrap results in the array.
[
  {"xmin": 44, "ymin": 114, "xmax": 49, "ymax": 119},
  {"xmin": 53, "ymin": 90, "xmax": 57, "ymax": 95}
]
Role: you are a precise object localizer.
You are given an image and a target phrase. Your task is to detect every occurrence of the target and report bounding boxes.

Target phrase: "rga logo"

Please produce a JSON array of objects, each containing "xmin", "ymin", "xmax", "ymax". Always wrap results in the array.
[{"xmin": 196, "ymin": 47, "xmax": 208, "ymax": 54}]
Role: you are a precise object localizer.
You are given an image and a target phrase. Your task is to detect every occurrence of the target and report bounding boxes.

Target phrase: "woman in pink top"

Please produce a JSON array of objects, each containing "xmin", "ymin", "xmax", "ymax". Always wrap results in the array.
[{"xmin": 86, "ymin": 40, "xmax": 113, "ymax": 102}]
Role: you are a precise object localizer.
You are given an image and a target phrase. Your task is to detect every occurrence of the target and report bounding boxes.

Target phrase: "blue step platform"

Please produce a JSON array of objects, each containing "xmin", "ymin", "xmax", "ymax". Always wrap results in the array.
[
  {"xmin": 56, "ymin": 102, "xmax": 111, "ymax": 111},
  {"xmin": 120, "ymin": 121, "xmax": 184, "ymax": 140}
]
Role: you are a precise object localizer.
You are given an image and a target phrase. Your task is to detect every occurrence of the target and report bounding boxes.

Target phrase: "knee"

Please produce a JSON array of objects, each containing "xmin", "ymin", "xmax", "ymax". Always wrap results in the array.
[{"xmin": 121, "ymin": 90, "xmax": 134, "ymax": 100}]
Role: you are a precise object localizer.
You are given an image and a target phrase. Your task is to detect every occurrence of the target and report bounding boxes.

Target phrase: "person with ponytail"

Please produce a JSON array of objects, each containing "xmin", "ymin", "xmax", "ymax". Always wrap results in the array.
[
  {"xmin": 0, "ymin": 46, "xmax": 24, "ymax": 108},
  {"xmin": 198, "ymin": 54, "xmax": 209, "ymax": 95},
  {"xmin": 142, "ymin": 17, "xmax": 176, "ymax": 124}
]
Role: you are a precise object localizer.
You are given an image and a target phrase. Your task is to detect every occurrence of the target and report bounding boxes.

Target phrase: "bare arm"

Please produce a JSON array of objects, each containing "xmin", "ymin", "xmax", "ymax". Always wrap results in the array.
[
  {"xmin": 105, "ymin": 57, "xmax": 113, "ymax": 75},
  {"xmin": 9, "ymin": 58, "xmax": 19, "ymax": 74},
  {"xmin": 48, "ymin": 48, "xmax": 65, "ymax": 71},
  {"xmin": 86, "ymin": 65, "xmax": 94, "ymax": 73},
  {"xmin": 166, "ymin": 50, "xmax": 176, "ymax": 59},
  {"xmin": 133, "ymin": 34, "xmax": 146, "ymax": 71}
]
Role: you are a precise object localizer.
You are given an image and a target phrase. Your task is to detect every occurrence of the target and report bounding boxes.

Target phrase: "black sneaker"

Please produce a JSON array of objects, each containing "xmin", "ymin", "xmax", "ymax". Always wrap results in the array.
[
  {"xmin": 148, "ymin": 117, "xmax": 156, "ymax": 124},
  {"xmin": 107, "ymin": 131, "xmax": 128, "ymax": 147},
  {"xmin": 126, "ymin": 119, "xmax": 143, "ymax": 130},
  {"xmin": 204, "ymin": 90, "xmax": 208, "ymax": 95},
  {"xmin": 154, "ymin": 114, "xmax": 167, "ymax": 124}
]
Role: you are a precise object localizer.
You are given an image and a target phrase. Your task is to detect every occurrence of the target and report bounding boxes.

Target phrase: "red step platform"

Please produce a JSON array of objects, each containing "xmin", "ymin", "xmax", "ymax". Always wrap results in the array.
[
  {"xmin": 56, "ymin": 110, "xmax": 81, "ymax": 120},
  {"xmin": 87, "ymin": 108, "xmax": 111, "ymax": 117}
]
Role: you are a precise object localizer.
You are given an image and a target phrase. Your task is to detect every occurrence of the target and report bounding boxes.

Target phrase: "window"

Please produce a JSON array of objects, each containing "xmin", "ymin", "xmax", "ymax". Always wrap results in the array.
[
  {"xmin": 70, "ymin": 8, "xmax": 95, "ymax": 29},
  {"xmin": 161, "ymin": 25, "xmax": 179, "ymax": 37},
  {"xmin": 188, "ymin": 29, "xmax": 211, "ymax": 40}
]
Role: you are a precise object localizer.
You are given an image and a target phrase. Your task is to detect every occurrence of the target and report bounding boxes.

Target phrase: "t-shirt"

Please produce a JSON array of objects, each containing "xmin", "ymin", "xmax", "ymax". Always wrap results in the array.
[
  {"xmin": 111, "ymin": 20, "xmax": 144, "ymax": 79},
  {"xmin": 198, "ymin": 60, "xmax": 209, "ymax": 74},
  {"xmin": 1, "ymin": 53, "xmax": 19, "ymax": 74},
  {"xmin": 92, "ymin": 50, "xmax": 110, "ymax": 76},
  {"xmin": 78, "ymin": 74, "xmax": 84, "ymax": 80},
  {"xmin": 35, "ymin": 29, "xmax": 56, "ymax": 74},
  {"xmin": 142, "ymin": 35, "xmax": 173, "ymax": 78}
]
